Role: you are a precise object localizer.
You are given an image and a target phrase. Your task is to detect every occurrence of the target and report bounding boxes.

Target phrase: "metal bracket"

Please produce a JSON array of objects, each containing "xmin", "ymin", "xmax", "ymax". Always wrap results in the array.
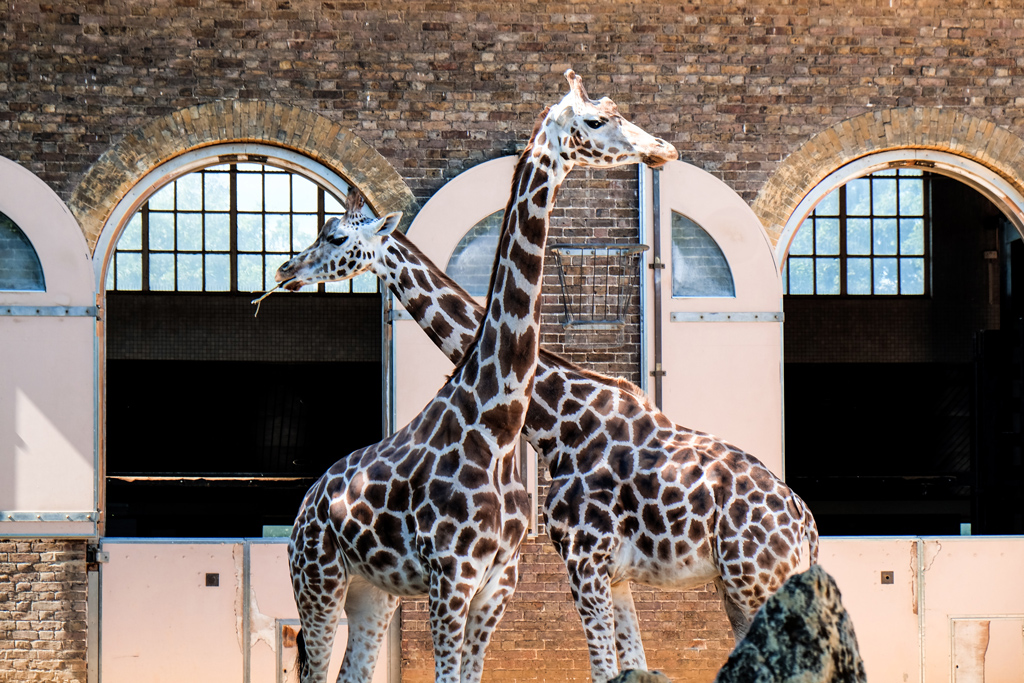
[
  {"xmin": 650, "ymin": 363, "xmax": 666, "ymax": 378},
  {"xmin": 669, "ymin": 311, "xmax": 784, "ymax": 323},
  {"xmin": 389, "ymin": 309, "xmax": 413, "ymax": 322},
  {"xmin": 0, "ymin": 511, "xmax": 99, "ymax": 522},
  {"xmin": 648, "ymin": 258, "xmax": 665, "ymax": 270},
  {"xmin": 0, "ymin": 306, "xmax": 98, "ymax": 317}
]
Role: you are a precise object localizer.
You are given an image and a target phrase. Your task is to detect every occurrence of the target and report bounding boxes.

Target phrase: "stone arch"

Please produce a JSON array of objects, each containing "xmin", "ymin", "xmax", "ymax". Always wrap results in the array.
[
  {"xmin": 752, "ymin": 107, "xmax": 1024, "ymax": 249},
  {"xmin": 68, "ymin": 100, "xmax": 418, "ymax": 254}
]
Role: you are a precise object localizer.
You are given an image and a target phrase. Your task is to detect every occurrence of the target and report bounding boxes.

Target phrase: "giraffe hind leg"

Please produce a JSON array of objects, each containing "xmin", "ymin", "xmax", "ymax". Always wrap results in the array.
[
  {"xmin": 459, "ymin": 561, "xmax": 519, "ymax": 683},
  {"xmin": 610, "ymin": 581, "xmax": 647, "ymax": 672},
  {"xmin": 336, "ymin": 575, "xmax": 400, "ymax": 683},
  {"xmin": 714, "ymin": 577, "xmax": 753, "ymax": 643}
]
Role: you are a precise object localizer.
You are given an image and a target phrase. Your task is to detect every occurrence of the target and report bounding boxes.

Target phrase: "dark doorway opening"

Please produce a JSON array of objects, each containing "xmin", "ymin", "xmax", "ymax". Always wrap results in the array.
[
  {"xmin": 104, "ymin": 292, "xmax": 383, "ymax": 537},
  {"xmin": 785, "ymin": 172, "xmax": 1024, "ymax": 535}
]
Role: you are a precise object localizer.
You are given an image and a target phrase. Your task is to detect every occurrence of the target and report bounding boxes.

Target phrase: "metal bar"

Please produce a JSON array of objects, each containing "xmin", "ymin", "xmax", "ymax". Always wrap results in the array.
[
  {"xmin": 0, "ymin": 306, "xmax": 98, "ymax": 317},
  {"xmin": 0, "ymin": 511, "xmax": 100, "ymax": 522},
  {"xmin": 650, "ymin": 168, "xmax": 664, "ymax": 409},
  {"xmin": 669, "ymin": 311, "xmax": 784, "ymax": 323}
]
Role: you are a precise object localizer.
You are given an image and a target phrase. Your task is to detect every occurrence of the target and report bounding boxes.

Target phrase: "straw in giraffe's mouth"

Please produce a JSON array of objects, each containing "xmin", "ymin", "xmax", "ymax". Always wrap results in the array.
[{"xmin": 250, "ymin": 278, "xmax": 296, "ymax": 317}]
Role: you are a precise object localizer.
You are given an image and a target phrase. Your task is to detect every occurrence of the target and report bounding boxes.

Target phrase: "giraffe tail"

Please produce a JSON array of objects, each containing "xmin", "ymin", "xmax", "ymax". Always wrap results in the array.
[
  {"xmin": 801, "ymin": 496, "xmax": 820, "ymax": 567},
  {"xmin": 295, "ymin": 629, "xmax": 310, "ymax": 682}
]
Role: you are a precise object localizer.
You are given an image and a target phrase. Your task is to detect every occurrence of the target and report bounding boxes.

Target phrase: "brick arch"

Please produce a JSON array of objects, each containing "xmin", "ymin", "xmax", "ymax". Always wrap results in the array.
[
  {"xmin": 68, "ymin": 100, "xmax": 417, "ymax": 253},
  {"xmin": 752, "ymin": 107, "xmax": 1024, "ymax": 248}
]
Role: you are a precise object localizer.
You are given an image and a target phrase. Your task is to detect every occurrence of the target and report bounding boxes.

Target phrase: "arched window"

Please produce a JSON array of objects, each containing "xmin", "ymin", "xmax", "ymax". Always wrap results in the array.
[
  {"xmin": 105, "ymin": 163, "xmax": 378, "ymax": 294},
  {"xmin": 0, "ymin": 211, "xmax": 45, "ymax": 291},
  {"xmin": 446, "ymin": 209, "xmax": 503, "ymax": 296},
  {"xmin": 670, "ymin": 211, "xmax": 735, "ymax": 297},
  {"xmin": 783, "ymin": 169, "xmax": 929, "ymax": 295}
]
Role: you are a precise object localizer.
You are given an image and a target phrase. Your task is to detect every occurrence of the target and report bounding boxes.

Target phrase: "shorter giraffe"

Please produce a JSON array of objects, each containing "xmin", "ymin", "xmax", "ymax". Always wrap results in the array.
[
  {"xmin": 278, "ymin": 198, "xmax": 816, "ymax": 682},
  {"xmin": 279, "ymin": 71, "xmax": 679, "ymax": 683}
]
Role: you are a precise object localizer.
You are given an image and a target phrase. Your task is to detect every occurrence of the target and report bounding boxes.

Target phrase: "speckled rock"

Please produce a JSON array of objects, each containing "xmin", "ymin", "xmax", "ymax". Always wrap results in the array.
[{"xmin": 714, "ymin": 565, "xmax": 867, "ymax": 683}]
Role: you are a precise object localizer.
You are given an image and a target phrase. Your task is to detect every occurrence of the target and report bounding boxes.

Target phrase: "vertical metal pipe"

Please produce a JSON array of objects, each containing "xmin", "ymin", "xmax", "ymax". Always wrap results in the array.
[{"xmin": 650, "ymin": 168, "xmax": 665, "ymax": 409}]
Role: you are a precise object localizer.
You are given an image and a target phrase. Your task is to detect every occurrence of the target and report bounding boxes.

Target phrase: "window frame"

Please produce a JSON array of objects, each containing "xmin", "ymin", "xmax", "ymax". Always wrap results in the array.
[
  {"xmin": 783, "ymin": 169, "xmax": 932, "ymax": 297},
  {"xmin": 106, "ymin": 162, "xmax": 379, "ymax": 295}
]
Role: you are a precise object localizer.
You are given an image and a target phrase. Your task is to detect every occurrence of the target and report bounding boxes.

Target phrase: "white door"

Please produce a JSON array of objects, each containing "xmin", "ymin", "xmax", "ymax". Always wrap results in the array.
[{"xmin": 643, "ymin": 160, "xmax": 785, "ymax": 475}]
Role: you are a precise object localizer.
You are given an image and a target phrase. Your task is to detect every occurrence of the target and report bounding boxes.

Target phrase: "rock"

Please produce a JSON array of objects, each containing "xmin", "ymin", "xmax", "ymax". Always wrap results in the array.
[
  {"xmin": 607, "ymin": 670, "xmax": 673, "ymax": 683},
  {"xmin": 713, "ymin": 565, "xmax": 866, "ymax": 683}
]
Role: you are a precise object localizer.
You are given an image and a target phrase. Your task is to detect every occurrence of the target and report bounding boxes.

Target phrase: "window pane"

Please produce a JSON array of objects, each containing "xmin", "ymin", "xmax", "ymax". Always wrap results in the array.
[
  {"xmin": 205, "ymin": 254, "xmax": 230, "ymax": 291},
  {"xmin": 900, "ymin": 218, "xmax": 924, "ymax": 255},
  {"xmin": 815, "ymin": 258, "xmax": 840, "ymax": 294},
  {"xmin": 847, "ymin": 218, "xmax": 871, "ymax": 255},
  {"xmin": 874, "ymin": 218, "xmax": 898, "ymax": 255},
  {"xmin": 846, "ymin": 178, "xmax": 871, "ymax": 215},
  {"xmin": 352, "ymin": 271, "xmax": 378, "ymax": 293},
  {"xmin": 874, "ymin": 257, "xmax": 898, "ymax": 294},
  {"xmin": 325, "ymin": 280, "xmax": 351, "ymax": 293},
  {"xmin": 789, "ymin": 223, "xmax": 813, "ymax": 256},
  {"xmin": 237, "ymin": 214, "xmax": 262, "ymax": 252},
  {"xmin": 325, "ymin": 192, "xmax": 345, "ymax": 215},
  {"xmin": 816, "ymin": 189, "xmax": 840, "ymax": 216},
  {"xmin": 293, "ymin": 214, "xmax": 318, "ymax": 249},
  {"xmin": 149, "ymin": 213, "xmax": 175, "ymax": 250},
  {"xmin": 119, "ymin": 213, "xmax": 143, "ymax": 250},
  {"xmin": 872, "ymin": 178, "xmax": 898, "ymax": 215},
  {"xmin": 669, "ymin": 212, "xmax": 735, "ymax": 297},
  {"xmin": 293, "ymin": 176, "xmax": 319, "ymax": 213},
  {"xmin": 847, "ymin": 258, "xmax": 872, "ymax": 295},
  {"xmin": 788, "ymin": 257, "xmax": 814, "ymax": 295},
  {"xmin": 206, "ymin": 214, "xmax": 230, "ymax": 251},
  {"xmin": 447, "ymin": 210, "xmax": 503, "ymax": 296},
  {"xmin": 264, "ymin": 256, "xmax": 287, "ymax": 290},
  {"xmin": 177, "ymin": 254, "xmax": 203, "ymax": 291},
  {"xmin": 177, "ymin": 213, "xmax": 203, "ymax": 251},
  {"xmin": 237, "ymin": 173, "xmax": 263, "ymax": 211},
  {"xmin": 149, "ymin": 184, "xmax": 174, "ymax": 211},
  {"xmin": 237, "ymin": 254, "xmax": 263, "ymax": 291},
  {"xmin": 265, "ymin": 214, "xmax": 291, "ymax": 252},
  {"xmin": 115, "ymin": 252, "xmax": 142, "ymax": 290},
  {"xmin": 105, "ymin": 262, "xmax": 115, "ymax": 289},
  {"xmin": 150, "ymin": 253, "xmax": 175, "ymax": 291},
  {"xmin": 204, "ymin": 172, "xmax": 230, "ymax": 211},
  {"xmin": 899, "ymin": 177, "xmax": 924, "ymax": 214},
  {"xmin": 177, "ymin": 173, "xmax": 203, "ymax": 211},
  {"xmin": 900, "ymin": 257, "xmax": 925, "ymax": 294},
  {"xmin": 265, "ymin": 173, "xmax": 291, "ymax": 212},
  {"xmin": 815, "ymin": 218, "xmax": 840, "ymax": 255}
]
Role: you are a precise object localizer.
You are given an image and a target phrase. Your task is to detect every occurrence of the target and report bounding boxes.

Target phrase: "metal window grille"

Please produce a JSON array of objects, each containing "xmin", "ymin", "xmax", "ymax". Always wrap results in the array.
[{"xmin": 549, "ymin": 243, "xmax": 649, "ymax": 347}]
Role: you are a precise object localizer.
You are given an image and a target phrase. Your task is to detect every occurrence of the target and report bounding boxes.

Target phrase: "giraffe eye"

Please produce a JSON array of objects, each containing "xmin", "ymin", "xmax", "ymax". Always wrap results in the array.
[{"xmin": 584, "ymin": 118, "xmax": 604, "ymax": 130}]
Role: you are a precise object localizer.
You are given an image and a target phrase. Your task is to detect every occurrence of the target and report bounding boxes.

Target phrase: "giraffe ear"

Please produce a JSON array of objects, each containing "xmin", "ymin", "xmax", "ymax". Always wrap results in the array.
[
  {"xmin": 554, "ymin": 103, "xmax": 575, "ymax": 128},
  {"xmin": 375, "ymin": 212, "xmax": 402, "ymax": 237}
]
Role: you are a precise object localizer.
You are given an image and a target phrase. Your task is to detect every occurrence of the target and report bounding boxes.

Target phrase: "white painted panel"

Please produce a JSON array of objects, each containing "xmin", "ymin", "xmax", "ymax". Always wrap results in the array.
[
  {"xmin": 100, "ymin": 541, "xmax": 244, "ymax": 683},
  {"xmin": 818, "ymin": 538, "xmax": 921, "ymax": 683}
]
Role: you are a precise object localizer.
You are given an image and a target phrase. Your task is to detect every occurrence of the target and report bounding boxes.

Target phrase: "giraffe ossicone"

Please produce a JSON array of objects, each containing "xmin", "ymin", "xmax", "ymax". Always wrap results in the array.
[{"xmin": 282, "ymin": 70, "xmax": 678, "ymax": 683}]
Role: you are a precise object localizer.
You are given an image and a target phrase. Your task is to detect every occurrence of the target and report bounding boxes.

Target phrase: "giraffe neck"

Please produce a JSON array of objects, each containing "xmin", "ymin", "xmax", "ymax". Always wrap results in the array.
[{"xmin": 447, "ymin": 130, "xmax": 569, "ymax": 446}]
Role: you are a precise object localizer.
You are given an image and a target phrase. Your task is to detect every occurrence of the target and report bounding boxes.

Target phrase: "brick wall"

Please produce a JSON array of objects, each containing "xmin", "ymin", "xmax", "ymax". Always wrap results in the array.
[{"xmin": 0, "ymin": 540, "xmax": 88, "ymax": 683}]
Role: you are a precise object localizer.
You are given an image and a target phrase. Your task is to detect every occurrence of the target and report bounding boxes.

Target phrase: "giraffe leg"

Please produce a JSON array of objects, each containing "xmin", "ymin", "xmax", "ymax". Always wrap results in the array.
[
  {"xmin": 610, "ymin": 581, "xmax": 647, "ymax": 671},
  {"xmin": 713, "ymin": 577, "xmax": 753, "ymax": 643},
  {"xmin": 427, "ymin": 570, "xmax": 472, "ymax": 683},
  {"xmin": 336, "ymin": 575, "xmax": 400, "ymax": 683},
  {"xmin": 290, "ymin": 521, "xmax": 350, "ymax": 683},
  {"xmin": 566, "ymin": 559, "xmax": 619, "ymax": 683},
  {"xmin": 459, "ymin": 561, "xmax": 519, "ymax": 683}
]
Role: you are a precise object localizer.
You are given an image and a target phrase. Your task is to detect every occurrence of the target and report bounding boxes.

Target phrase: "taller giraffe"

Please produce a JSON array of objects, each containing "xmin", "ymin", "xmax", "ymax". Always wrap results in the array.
[
  {"xmin": 285, "ymin": 70, "xmax": 677, "ymax": 683},
  {"xmin": 279, "ymin": 175, "xmax": 815, "ymax": 682}
]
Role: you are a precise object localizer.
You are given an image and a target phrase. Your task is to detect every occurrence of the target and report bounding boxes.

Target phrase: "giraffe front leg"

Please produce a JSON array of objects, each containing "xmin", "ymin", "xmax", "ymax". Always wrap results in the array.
[
  {"xmin": 566, "ymin": 558, "xmax": 619, "ymax": 683},
  {"xmin": 337, "ymin": 575, "xmax": 400, "ymax": 683},
  {"xmin": 610, "ymin": 581, "xmax": 647, "ymax": 672},
  {"xmin": 459, "ymin": 560, "xmax": 520, "ymax": 683},
  {"xmin": 428, "ymin": 570, "xmax": 473, "ymax": 683}
]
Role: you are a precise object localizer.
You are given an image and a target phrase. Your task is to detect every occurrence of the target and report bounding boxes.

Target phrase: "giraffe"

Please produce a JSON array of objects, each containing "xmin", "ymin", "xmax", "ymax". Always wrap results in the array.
[
  {"xmin": 281, "ymin": 70, "xmax": 678, "ymax": 683},
  {"xmin": 278, "ymin": 154, "xmax": 816, "ymax": 683}
]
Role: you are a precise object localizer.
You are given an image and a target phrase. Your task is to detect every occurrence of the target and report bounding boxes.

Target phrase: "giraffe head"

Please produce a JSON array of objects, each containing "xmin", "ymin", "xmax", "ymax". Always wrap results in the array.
[
  {"xmin": 543, "ymin": 70, "xmax": 678, "ymax": 170},
  {"xmin": 274, "ymin": 191, "xmax": 402, "ymax": 290}
]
